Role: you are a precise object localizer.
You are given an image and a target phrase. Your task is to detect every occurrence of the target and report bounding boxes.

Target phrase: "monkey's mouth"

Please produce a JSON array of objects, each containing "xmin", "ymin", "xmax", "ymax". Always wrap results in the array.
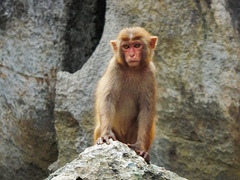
[
  {"xmin": 128, "ymin": 60, "xmax": 140, "ymax": 67},
  {"xmin": 128, "ymin": 60, "xmax": 140, "ymax": 63}
]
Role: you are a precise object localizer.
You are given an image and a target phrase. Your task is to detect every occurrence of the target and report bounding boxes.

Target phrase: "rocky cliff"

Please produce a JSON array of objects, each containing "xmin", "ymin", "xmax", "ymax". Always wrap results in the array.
[
  {"xmin": 0, "ymin": 0, "xmax": 239, "ymax": 180},
  {"xmin": 0, "ymin": 0, "xmax": 104, "ymax": 179},
  {"xmin": 0, "ymin": 1, "xmax": 65, "ymax": 179}
]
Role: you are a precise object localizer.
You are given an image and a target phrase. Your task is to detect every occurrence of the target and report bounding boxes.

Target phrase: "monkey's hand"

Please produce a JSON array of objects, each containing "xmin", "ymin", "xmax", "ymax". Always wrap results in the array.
[
  {"xmin": 128, "ymin": 143, "xmax": 150, "ymax": 164},
  {"xmin": 96, "ymin": 131, "xmax": 117, "ymax": 145}
]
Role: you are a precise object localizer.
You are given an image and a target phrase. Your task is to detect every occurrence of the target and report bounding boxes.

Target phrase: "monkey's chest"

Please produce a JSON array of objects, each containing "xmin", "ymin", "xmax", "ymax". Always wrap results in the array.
[
  {"xmin": 116, "ymin": 95, "xmax": 138, "ymax": 117},
  {"xmin": 113, "ymin": 89, "xmax": 139, "ymax": 133}
]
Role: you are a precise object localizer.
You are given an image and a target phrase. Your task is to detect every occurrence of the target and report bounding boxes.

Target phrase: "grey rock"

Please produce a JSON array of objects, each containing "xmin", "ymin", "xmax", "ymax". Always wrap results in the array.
[
  {"xmin": 46, "ymin": 140, "xmax": 187, "ymax": 180},
  {"xmin": 0, "ymin": 0, "xmax": 68, "ymax": 179},
  {"xmin": 0, "ymin": 0, "xmax": 106, "ymax": 179}
]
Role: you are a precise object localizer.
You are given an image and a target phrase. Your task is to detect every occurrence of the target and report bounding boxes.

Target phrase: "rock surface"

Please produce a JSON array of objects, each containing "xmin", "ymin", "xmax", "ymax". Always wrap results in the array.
[
  {"xmin": 46, "ymin": 141, "xmax": 187, "ymax": 180},
  {"xmin": 0, "ymin": 0, "xmax": 67, "ymax": 179},
  {"xmin": 0, "ymin": 0, "xmax": 105, "ymax": 179}
]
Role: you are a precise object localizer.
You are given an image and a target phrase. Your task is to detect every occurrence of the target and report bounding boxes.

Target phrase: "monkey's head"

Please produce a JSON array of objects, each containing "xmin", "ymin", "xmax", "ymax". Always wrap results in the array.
[{"xmin": 111, "ymin": 27, "xmax": 158, "ymax": 68}]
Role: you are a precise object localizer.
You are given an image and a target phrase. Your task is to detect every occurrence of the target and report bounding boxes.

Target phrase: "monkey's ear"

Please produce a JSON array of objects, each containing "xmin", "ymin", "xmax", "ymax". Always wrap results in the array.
[
  {"xmin": 150, "ymin": 36, "xmax": 158, "ymax": 49},
  {"xmin": 110, "ymin": 40, "xmax": 117, "ymax": 51}
]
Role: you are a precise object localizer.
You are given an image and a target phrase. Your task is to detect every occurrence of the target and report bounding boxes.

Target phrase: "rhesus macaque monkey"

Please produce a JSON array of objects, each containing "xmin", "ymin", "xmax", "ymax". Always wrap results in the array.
[{"xmin": 94, "ymin": 27, "xmax": 157, "ymax": 163}]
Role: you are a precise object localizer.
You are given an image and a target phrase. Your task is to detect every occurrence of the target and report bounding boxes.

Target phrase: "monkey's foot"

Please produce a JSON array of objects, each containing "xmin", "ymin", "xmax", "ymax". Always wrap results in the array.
[
  {"xmin": 96, "ymin": 133, "xmax": 116, "ymax": 145},
  {"xmin": 137, "ymin": 150, "xmax": 150, "ymax": 164},
  {"xmin": 128, "ymin": 144, "xmax": 150, "ymax": 164}
]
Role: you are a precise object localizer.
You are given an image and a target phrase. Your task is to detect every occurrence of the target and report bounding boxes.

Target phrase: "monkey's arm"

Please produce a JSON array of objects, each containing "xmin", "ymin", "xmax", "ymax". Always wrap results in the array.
[
  {"xmin": 95, "ymin": 71, "xmax": 119, "ymax": 145},
  {"xmin": 97, "ymin": 93, "xmax": 117, "ymax": 144},
  {"xmin": 137, "ymin": 93, "xmax": 156, "ymax": 151}
]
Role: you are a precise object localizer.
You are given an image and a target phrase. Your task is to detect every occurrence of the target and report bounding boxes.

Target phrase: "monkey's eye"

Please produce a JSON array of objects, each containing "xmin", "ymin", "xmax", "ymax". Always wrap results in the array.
[
  {"xmin": 123, "ymin": 44, "xmax": 130, "ymax": 49},
  {"xmin": 134, "ymin": 43, "xmax": 141, "ymax": 48}
]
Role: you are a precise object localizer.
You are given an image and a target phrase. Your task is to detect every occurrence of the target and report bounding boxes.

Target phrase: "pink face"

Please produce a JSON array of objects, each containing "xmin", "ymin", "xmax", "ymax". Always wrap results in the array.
[{"xmin": 121, "ymin": 41, "xmax": 143, "ymax": 67}]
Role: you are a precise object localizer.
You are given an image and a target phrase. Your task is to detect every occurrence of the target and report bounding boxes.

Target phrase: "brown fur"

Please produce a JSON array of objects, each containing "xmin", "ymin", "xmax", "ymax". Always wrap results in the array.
[{"xmin": 94, "ymin": 27, "xmax": 157, "ymax": 155}]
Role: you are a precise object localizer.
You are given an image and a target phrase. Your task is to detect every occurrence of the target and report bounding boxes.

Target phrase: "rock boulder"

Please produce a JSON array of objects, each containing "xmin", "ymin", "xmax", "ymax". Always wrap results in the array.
[{"xmin": 46, "ymin": 141, "xmax": 187, "ymax": 180}]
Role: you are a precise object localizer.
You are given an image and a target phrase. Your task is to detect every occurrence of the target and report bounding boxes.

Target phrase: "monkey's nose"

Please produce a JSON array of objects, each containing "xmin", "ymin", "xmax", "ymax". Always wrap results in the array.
[{"xmin": 129, "ymin": 53, "xmax": 135, "ymax": 58}]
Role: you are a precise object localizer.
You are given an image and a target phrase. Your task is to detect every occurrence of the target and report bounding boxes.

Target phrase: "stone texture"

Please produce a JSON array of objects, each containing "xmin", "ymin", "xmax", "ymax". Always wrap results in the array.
[
  {"xmin": 0, "ymin": 0, "xmax": 67, "ymax": 179},
  {"xmin": 46, "ymin": 140, "xmax": 187, "ymax": 180},
  {"xmin": 151, "ymin": 1, "xmax": 240, "ymax": 179},
  {"xmin": 54, "ymin": 0, "xmax": 240, "ymax": 180},
  {"xmin": 0, "ymin": 0, "xmax": 107, "ymax": 179}
]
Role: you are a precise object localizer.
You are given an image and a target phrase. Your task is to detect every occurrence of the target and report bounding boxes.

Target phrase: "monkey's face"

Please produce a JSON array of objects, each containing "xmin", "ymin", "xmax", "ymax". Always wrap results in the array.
[
  {"xmin": 111, "ymin": 27, "xmax": 157, "ymax": 67},
  {"xmin": 121, "ymin": 40, "xmax": 143, "ymax": 67}
]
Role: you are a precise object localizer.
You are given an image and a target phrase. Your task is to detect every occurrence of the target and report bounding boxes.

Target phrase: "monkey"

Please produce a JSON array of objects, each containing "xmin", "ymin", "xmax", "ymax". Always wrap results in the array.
[{"xmin": 94, "ymin": 27, "xmax": 157, "ymax": 163}]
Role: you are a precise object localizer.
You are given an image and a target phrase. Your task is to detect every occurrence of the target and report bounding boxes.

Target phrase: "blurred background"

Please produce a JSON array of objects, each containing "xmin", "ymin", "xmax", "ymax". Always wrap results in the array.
[{"xmin": 0, "ymin": 0, "xmax": 239, "ymax": 179}]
